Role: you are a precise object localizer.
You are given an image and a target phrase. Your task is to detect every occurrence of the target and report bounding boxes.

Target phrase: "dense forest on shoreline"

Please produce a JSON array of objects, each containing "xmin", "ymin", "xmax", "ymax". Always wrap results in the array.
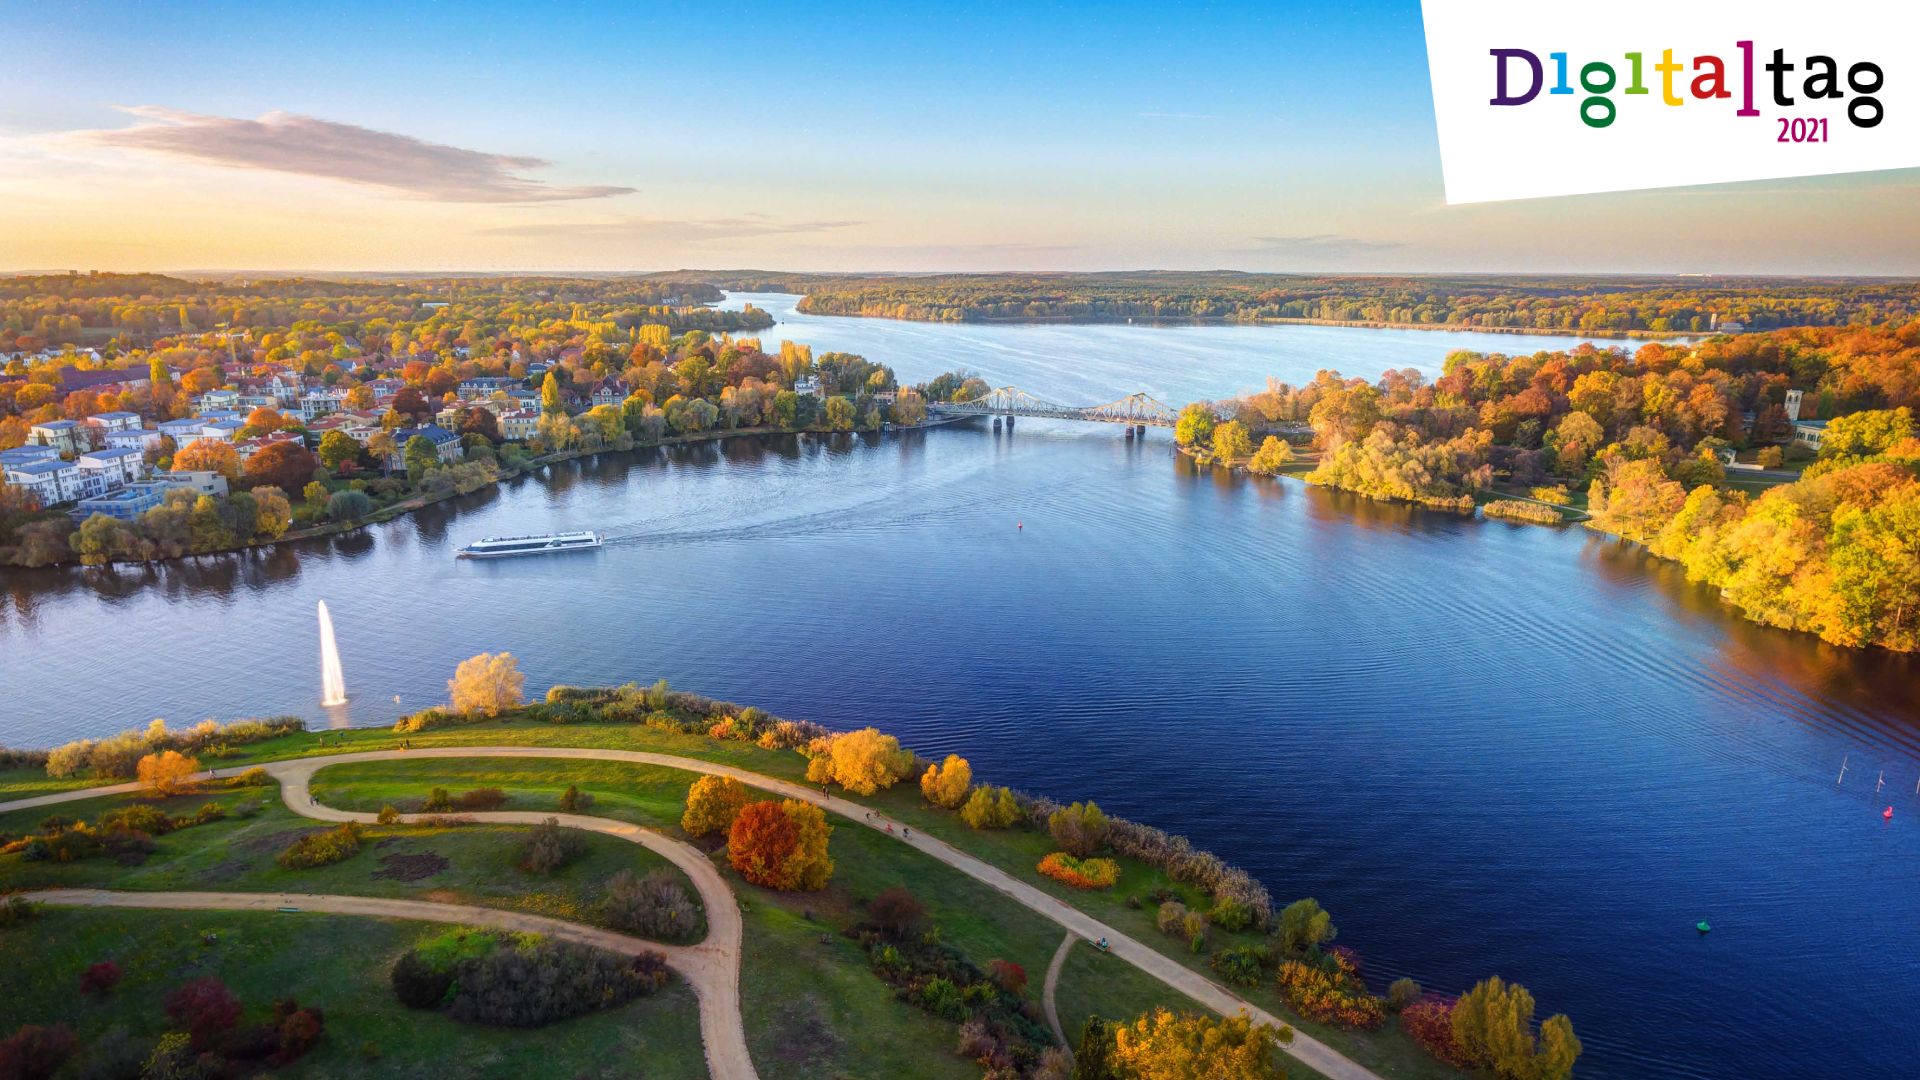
[
  {"xmin": 1185, "ymin": 322, "xmax": 1920, "ymax": 651},
  {"xmin": 683, "ymin": 270, "xmax": 1920, "ymax": 334}
]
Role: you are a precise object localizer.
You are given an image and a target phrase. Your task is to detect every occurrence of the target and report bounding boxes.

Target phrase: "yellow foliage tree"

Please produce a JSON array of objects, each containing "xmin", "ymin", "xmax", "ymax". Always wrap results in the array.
[
  {"xmin": 136, "ymin": 750, "xmax": 199, "ymax": 797},
  {"xmin": 808, "ymin": 728, "xmax": 915, "ymax": 795},
  {"xmin": 171, "ymin": 439, "xmax": 240, "ymax": 480},
  {"xmin": 681, "ymin": 775, "xmax": 752, "ymax": 837},
  {"xmin": 447, "ymin": 652, "xmax": 525, "ymax": 717},
  {"xmin": 1248, "ymin": 436, "xmax": 1295, "ymax": 475},
  {"xmin": 1108, "ymin": 1009, "xmax": 1290, "ymax": 1080},
  {"xmin": 779, "ymin": 799, "xmax": 834, "ymax": 891},
  {"xmin": 919, "ymin": 754, "xmax": 972, "ymax": 808}
]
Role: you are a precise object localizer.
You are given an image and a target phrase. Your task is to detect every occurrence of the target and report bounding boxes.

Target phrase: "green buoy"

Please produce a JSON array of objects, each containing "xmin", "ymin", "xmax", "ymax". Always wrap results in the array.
[{"xmin": 1696, "ymin": 921, "xmax": 1711, "ymax": 934}]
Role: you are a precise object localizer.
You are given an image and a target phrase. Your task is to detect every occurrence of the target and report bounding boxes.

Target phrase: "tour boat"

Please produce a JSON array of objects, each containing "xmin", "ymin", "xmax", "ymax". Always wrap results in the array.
[{"xmin": 457, "ymin": 531, "xmax": 603, "ymax": 559}]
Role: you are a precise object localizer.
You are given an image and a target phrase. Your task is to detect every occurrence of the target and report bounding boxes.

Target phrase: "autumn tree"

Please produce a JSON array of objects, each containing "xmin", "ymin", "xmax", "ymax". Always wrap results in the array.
[
  {"xmin": 1047, "ymin": 801, "xmax": 1109, "ymax": 857},
  {"xmin": 681, "ymin": 775, "xmax": 752, "ymax": 837},
  {"xmin": 1212, "ymin": 420, "xmax": 1253, "ymax": 462},
  {"xmin": 961, "ymin": 785, "xmax": 1022, "ymax": 829},
  {"xmin": 1174, "ymin": 403, "xmax": 1216, "ymax": 448},
  {"xmin": 1107, "ymin": 1008, "xmax": 1291, "ymax": 1080},
  {"xmin": 823, "ymin": 395, "xmax": 856, "ymax": 431},
  {"xmin": 403, "ymin": 435, "xmax": 439, "ymax": 481},
  {"xmin": 243, "ymin": 441, "xmax": 317, "ymax": 492},
  {"xmin": 1247, "ymin": 436, "xmax": 1294, "ymax": 475},
  {"xmin": 541, "ymin": 371, "xmax": 564, "ymax": 414},
  {"xmin": 1819, "ymin": 407, "xmax": 1914, "ymax": 460},
  {"xmin": 1277, "ymin": 897, "xmax": 1336, "ymax": 956},
  {"xmin": 919, "ymin": 754, "xmax": 972, "ymax": 808},
  {"xmin": 1450, "ymin": 977, "xmax": 1581, "ymax": 1080},
  {"xmin": 171, "ymin": 440, "xmax": 239, "ymax": 481},
  {"xmin": 251, "ymin": 486, "xmax": 292, "ymax": 539},
  {"xmin": 447, "ymin": 652, "xmax": 525, "ymax": 716},
  {"xmin": 728, "ymin": 799, "xmax": 833, "ymax": 890},
  {"xmin": 805, "ymin": 728, "xmax": 916, "ymax": 795},
  {"xmin": 136, "ymin": 750, "xmax": 199, "ymax": 797},
  {"xmin": 317, "ymin": 430, "xmax": 361, "ymax": 473}
]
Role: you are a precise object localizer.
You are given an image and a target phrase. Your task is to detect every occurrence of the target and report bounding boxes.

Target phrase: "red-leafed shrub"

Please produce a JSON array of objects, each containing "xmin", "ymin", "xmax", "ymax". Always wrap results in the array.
[
  {"xmin": 1037, "ymin": 852, "xmax": 1119, "ymax": 890},
  {"xmin": 270, "ymin": 998, "xmax": 327, "ymax": 1064},
  {"xmin": 1401, "ymin": 995, "xmax": 1465, "ymax": 1066},
  {"xmin": 988, "ymin": 959, "xmax": 1028, "ymax": 996},
  {"xmin": 78, "ymin": 961, "xmax": 122, "ymax": 997},
  {"xmin": 165, "ymin": 977, "xmax": 243, "ymax": 1050},
  {"xmin": 0, "ymin": 1024, "xmax": 78, "ymax": 1079}
]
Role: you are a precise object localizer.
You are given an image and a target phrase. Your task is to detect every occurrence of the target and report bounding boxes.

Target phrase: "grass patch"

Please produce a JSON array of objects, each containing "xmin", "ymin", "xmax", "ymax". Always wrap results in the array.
[{"xmin": 0, "ymin": 907, "xmax": 703, "ymax": 1079}]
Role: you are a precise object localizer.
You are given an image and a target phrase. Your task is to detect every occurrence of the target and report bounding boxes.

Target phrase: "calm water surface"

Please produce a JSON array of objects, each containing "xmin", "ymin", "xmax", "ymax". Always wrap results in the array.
[{"xmin": 1, "ymin": 299, "xmax": 1915, "ymax": 1079}]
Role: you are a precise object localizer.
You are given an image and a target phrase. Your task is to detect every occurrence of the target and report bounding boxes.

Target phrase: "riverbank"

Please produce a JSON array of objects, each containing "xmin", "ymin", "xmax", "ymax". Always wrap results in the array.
[
  {"xmin": 802, "ymin": 308, "xmax": 1696, "ymax": 340},
  {"xmin": 33, "ymin": 419, "xmax": 968, "ymax": 571}
]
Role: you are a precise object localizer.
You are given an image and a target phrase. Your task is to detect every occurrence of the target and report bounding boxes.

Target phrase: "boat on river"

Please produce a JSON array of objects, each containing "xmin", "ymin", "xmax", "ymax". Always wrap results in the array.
[{"xmin": 456, "ymin": 531, "xmax": 603, "ymax": 559}]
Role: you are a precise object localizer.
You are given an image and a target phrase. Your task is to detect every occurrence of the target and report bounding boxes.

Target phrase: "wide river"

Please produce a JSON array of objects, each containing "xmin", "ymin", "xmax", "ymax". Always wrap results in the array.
[{"xmin": 3, "ymin": 295, "xmax": 1917, "ymax": 1078}]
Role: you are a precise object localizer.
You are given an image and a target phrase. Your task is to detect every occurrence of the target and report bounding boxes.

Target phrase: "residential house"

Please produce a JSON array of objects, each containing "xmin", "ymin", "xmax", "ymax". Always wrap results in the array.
[
  {"xmin": 3, "ymin": 457, "xmax": 82, "ymax": 505},
  {"xmin": 0, "ymin": 446, "xmax": 58, "ymax": 468},
  {"xmin": 390, "ymin": 425, "xmax": 464, "ymax": 469},
  {"xmin": 102, "ymin": 428, "xmax": 164, "ymax": 453},
  {"xmin": 197, "ymin": 389, "xmax": 242, "ymax": 412},
  {"xmin": 76, "ymin": 447, "xmax": 146, "ymax": 496},
  {"xmin": 458, "ymin": 377, "xmax": 518, "ymax": 401},
  {"xmin": 29, "ymin": 420, "xmax": 83, "ymax": 454},
  {"xmin": 793, "ymin": 376, "xmax": 821, "ymax": 397},
  {"xmin": 162, "ymin": 471, "xmax": 230, "ymax": 498},
  {"xmin": 157, "ymin": 418, "xmax": 208, "ymax": 444},
  {"xmin": 589, "ymin": 378, "xmax": 630, "ymax": 409},
  {"xmin": 85, "ymin": 411, "xmax": 143, "ymax": 435},
  {"xmin": 233, "ymin": 431, "xmax": 302, "ymax": 462},
  {"xmin": 498, "ymin": 408, "xmax": 540, "ymax": 441},
  {"xmin": 196, "ymin": 419, "xmax": 245, "ymax": 443},
  {"xmin": 300, "ymin": 387, "xmax": 349, "ymax": 421},
  {"xmin": 74, "ymin": 480, "xmax": 175, "ymax": 522}
]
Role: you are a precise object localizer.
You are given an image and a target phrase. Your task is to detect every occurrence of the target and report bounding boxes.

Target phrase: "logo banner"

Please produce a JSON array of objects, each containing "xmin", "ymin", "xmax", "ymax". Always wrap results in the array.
[{"xmin": 1420, "ymin": 0, "xmax": 1920, "ymax": 202}]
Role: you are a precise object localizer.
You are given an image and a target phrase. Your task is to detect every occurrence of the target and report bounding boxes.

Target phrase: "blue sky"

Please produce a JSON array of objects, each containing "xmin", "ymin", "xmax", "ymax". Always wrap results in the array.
[{"xmin": 0, "ymin": 0, "xmax": 1914, "ymax": 273}]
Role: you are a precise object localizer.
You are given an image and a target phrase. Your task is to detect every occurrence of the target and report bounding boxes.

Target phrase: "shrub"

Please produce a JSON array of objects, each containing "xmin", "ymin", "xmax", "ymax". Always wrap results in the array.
[
  {"xmin": 602, "ymin": 869, "xmax": 701, "ymax": 941},
  {"xmin": 1036, "ymin": 852, "xmax": 1119, "ymax": 890},
  {"xmin": 1182, "ymin": 910, "xmax": 1209, "ymax": 953},
  {"xmin": 99, "ymin": 804, "xmax": 173, "ymax": 836},
  {"xmin": 1156, "ymin": 900, "xmax": 1189, "ymax": 936},
  {"xmin": 681, "ymin": 776, "xmax": 751, "ymax": 838},
  {"xmin": 803, "ymin": 728, "xmax": 916, "ymax": 794},
  {"xmin": 919, "ymin": 754, "xmax": 972, "ymax": 808},
  {"xmin": 136, "ymin": 751, "xmax": 200, "ymax": 796},
  {"xmin": 443, "ymin": 940, "xmax": 671, "ymax": 1027},
  {"xmin": 557, "ymin": 784, "xmax": 593, "ymax": 812},
  {"xmin": 1110, "ymin": 1009, "xmax": 1290, "ymax": 1078},
  {"xmin": 915, "ymin": 977, "xmax": 967, "ymax": 1022},
  {"xmin": 867, "ymin": 886, "xmax": 928, "ymax": 940},
  {"xmin": 1388, "ymin": 976, "xmax": 1423, "ymax": 1012},
  {"xmin": 165, "ymin": 978, "xmax": 243, "ymax": 1051},
  {"xmin": 140, "ymin": 1033, "xmax": 199, "ymax": 1079},
  {"xmin": 230, "ymin": 796, "xmax": 263, "ymax": 819},
  {"xmin": 1402, "ymin": 995, "xmax": 1464, "ymax": 1066},
  {"xmin": 516, "ymin": 818, "xmax": 587, "ymax": 875},
  {"xmin": 452, "ymin": 787, "xmax": 508, "ymax": 811},
  {"xmin": 727, "ymin": 799, "xmax": 834, "ymax": 891},
  {"xmin": 1046, "ymin": 801, "xmax": 1109, "ymax": 857},
  {"xmin": 376, "ymin": 805, "xmax": 400, "ymax": 825},
  {"xmin": 1757, "ymin": 445, "xmax": 1785, "ymax": 468},
  {"xmin": 79, "ymin": 961, "xmax": 123, "ymax": 997},
  {"xmin": 0, "ymin": 1024, "xmax": 79, "ymax": 1080},
  {"xmin": 987, "ymin": 958, "xmax": 1028, "ymax": 996},
  {"xmin": 74, "ymin": 1024, "xmax": 146, "ymax": 1080},
  {"xmin": 1209, "ymin": 895, "xmax": 1255, "ymax": 932},
  {"xmin": 422, "ymin": 787, "xmax": 452, "ymax": 812},
  {"xmin": 269, "ymin": 999, "xmax": 326, "ymax": 1065},
  {"xmin": 755, "ymin": 719, "xmax": 826, "ymax": 750},
  {"xmin": 1277, "ymin": 959, "xmax": 1384, "ymax": 1030},
  {"xmin": 1528, "ymin": 484, "xmax": 1572, "ymax": 502},
  {"xmin": 1483, "ymin": 499, "xmax": 1563, "ymax": 525},
  {"xmin": 959, "ymin": 786, "xmax": 1022, "ymax": 829},
  {"xmin": 277, "ymin": 823, "xmax": 363, "ymax": 870},
  {"xmin": 1209, "ymin": 945, "xmax": 1269, "ymax": 987},
  {"xmin": 390, "ymin": 950, "xmax": 454, "ymax": 1010},
  {"xmin": 230, "ymin": 767, "xmax": 270, "ymax": 787}
]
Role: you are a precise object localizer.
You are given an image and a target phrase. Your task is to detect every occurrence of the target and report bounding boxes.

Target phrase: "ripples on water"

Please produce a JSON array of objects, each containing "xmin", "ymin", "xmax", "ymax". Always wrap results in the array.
[{"xmin": 2, "ymin": 303, "xmax": 1918, "ymax": 1079}]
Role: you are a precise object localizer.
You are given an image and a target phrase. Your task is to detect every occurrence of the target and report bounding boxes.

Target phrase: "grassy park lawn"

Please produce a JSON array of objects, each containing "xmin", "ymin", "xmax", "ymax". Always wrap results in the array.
[
  {"xmin": 0, "ymin": 784, "xmax": 701, "ymax": 936},
  {"xmin": 0, "ymin": 907, "xmax": 704, "ymax": 1079}
]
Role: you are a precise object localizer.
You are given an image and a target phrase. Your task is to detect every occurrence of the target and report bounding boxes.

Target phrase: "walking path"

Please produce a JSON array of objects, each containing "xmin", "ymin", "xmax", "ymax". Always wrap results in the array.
[
  {"xmin": 4, "ymin": 745, "xmax": 1380, "ymax": 1080},
  {"xmin": 1042, "ymin": 931, "xmax": 1077, "ymax": 1054}
]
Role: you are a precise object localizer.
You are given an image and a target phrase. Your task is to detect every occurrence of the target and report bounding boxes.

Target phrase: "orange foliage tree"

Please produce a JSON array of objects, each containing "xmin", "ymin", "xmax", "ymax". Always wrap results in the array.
[
  {"xmin": 172, "ymin": 440, "xmax": 240, "ymax": 480},
  {"xmin": 728, "ymin": 799, "xmax": 833, "ymax": 890},
  {"xmin": 136, "ymin": 750, "xmax": 199, "ymax": 797},
  {"xmin": 681, "ymin": 776, "xmax": 752, "ymax": 837}
]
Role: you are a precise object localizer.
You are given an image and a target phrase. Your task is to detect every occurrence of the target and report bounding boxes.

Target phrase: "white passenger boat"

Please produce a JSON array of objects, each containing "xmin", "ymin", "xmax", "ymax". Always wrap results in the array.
[{"xmin": 456, "ymin": 531, "xmax": 603, "ymax": 559}]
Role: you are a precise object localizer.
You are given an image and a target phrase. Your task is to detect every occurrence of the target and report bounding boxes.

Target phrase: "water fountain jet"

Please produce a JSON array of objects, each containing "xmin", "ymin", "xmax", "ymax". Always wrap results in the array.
[{"xmin": 317, "ymin": 600, "xmax": 347, "ymax": 706}]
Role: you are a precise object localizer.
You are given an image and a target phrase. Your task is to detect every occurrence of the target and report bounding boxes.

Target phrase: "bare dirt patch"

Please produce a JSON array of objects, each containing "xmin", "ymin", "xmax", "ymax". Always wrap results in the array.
[{"xmin": 372, "ymin": 850, "xmax": 450, "ymax": 882}]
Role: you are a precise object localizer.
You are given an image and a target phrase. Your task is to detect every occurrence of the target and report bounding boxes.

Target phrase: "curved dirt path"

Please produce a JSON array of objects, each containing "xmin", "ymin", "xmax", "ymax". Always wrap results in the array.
[
  {"xmin": 1042, "ymin": 931, "xmax": 1076, "ymax": 1053},
  {"xmin": 6, "ymin": 746, "xmax": 1380, "ymax": 1080}
]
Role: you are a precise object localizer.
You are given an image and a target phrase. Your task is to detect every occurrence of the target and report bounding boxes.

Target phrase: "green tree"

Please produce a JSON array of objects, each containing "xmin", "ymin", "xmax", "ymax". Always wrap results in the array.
[
  {"xmin": 317, "ymin": 430, "xmax": 361, "ymax": 472},
  {"xmin": 1277, "ymin": 897, "xmax": 1336, "ymax": 955},
  {"xmin": 326, "ymin": 489, "xmax": 373, "ymax": 522},
  {"xmin": 1174, "ymin": 403, "xmax": 1216, "ymax": 448},
  {"xmin": 403, "ymin": 435, "xmax": 438, "ymax": 482},
  {"xmin": 823, "ymin": 396, "xmax": 856, "ymax": 431}
]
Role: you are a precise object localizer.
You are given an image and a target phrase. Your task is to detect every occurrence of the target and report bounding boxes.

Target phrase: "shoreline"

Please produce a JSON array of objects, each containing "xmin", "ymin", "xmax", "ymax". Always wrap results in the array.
[
  {"xmin": 790, "ymin": 305, "xmax": 1702, "ymax": 340},
  {"xmin": 40, "ymin": 419, "xmax": 968, "ymax": 572}
]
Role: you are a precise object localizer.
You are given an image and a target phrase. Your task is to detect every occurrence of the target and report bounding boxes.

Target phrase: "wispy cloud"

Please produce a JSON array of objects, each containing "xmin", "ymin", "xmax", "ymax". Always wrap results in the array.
[
  {"xmin": 80, "ymin": 107, "xmax": 634, "ymax": 203},
  {"xmin": 1248, "ymin": 233, "xmax": 1406, "ymax": 257},
  {"xmin": 482, "ymin": 215, "xmax": 862, "ymax": 243}
]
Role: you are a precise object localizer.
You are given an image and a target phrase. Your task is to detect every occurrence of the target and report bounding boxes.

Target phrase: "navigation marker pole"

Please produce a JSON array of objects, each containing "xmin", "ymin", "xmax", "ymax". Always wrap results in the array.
[{"xmin": 1837, "ymin": 755, "xmax": 1849, "ymax": 784}]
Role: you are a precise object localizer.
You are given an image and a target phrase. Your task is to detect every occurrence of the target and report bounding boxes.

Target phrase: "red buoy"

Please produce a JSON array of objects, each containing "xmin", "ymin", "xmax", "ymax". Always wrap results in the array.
[{"xmin": 1885, "ymin": 806, "xmax": 1895, "ymax": 820}]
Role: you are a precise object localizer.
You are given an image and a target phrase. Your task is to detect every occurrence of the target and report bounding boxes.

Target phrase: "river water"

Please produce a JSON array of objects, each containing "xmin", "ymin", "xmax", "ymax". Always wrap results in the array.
[{"xmin": 2, "ymin": 295, "xmax": 1916, "ymax": 1078}]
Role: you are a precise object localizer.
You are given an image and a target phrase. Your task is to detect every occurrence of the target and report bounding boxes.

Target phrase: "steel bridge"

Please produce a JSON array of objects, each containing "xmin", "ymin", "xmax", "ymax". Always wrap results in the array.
[{"xmin": 928, "ymin": 386, "xmax": 1183, "ymax": 427}]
